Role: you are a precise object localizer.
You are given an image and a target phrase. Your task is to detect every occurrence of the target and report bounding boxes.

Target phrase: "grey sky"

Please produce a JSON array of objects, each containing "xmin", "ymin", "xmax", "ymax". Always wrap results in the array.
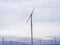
[{"xmin": 0, "ymin": 0, "xmax": 60, "ymax": 38}]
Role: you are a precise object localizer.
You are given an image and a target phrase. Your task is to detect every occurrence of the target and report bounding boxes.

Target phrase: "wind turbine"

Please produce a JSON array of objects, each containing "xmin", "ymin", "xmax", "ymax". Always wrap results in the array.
[
  {"xmin": 26, "ymin": 9, "xmax": 34, "ymax": 45},
  {"xmin": 2, "ymin": 37, "xmax": 4, "ymax": 45}
]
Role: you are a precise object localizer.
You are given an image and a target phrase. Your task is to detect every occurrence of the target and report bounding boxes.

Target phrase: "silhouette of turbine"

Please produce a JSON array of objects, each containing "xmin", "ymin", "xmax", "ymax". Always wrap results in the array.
[{"xmin": 26, "ymin": 9, "xmax": 34, "ymax": 45}]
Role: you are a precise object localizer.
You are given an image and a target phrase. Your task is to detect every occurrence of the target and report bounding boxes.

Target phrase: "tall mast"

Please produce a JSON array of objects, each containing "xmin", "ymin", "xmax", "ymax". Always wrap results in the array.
[{"xmin": 31, "ymin": 13, "xmax": 33, "ymax": 45}]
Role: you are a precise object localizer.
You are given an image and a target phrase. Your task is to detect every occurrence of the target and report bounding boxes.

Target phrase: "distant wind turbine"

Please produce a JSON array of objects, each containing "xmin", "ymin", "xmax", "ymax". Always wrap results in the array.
[
  {"xmin": 26, "ymin": 9, "xmax": 34, "ymax": 45},
  {"xmin": 2, "ymin": 37, "xmax": 4, "ymax": 45}
]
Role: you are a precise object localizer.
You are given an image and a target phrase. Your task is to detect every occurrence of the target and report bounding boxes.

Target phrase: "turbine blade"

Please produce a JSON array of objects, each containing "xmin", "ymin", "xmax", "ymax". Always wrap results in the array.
[
  {"xmin": 26, "ymin": 15, "xmax": 31, "ymax": 23},
  {"xmin": 30, "ymin": 9, "xmax": 35, "ymax": 16},
  {"xmin": 26, "ymin": 9, "xmax": 35, "ymax": 23}
]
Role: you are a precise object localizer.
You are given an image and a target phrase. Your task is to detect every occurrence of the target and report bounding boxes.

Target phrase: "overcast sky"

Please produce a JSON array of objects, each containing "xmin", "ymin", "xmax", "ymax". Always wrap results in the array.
[{"xmin": 0, "ymin": 0, "xmax": 60, "ymax": 38}]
